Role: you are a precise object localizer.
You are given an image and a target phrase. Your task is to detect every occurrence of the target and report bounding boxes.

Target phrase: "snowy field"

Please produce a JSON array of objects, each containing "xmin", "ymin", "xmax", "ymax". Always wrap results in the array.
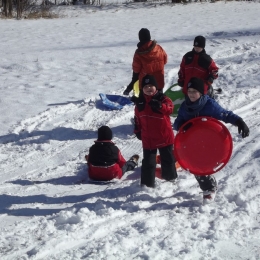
[{"xmin": 0, "ymin": 1, "xmax": 260, "ymax": 259}]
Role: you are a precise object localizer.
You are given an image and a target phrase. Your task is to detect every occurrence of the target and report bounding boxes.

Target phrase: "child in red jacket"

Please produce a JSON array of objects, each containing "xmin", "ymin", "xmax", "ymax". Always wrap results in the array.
[
  {"xmin": 86, "ymin": 126, "xmax": 139, "ymax": 181},
  {"xmin": 134, "ymin": 75, "xmax": 178, "ymax": 188},
  {"xmin": 177, "ymin": 35, "xmax": 219, "ymax": 98}
]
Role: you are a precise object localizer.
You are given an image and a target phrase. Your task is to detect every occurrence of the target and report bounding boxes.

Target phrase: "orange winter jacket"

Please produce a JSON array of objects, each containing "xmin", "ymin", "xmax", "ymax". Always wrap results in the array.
[{"xmin": 132, "ymin": 40, "xmax": 167, "ymax": 90}]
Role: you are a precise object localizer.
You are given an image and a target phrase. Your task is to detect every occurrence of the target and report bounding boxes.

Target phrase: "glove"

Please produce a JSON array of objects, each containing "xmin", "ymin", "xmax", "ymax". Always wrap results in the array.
[
  {"xmin": 148, "ymin": 99, "xmax": 162, "ymax": 110},
  {"xmin": 123, "ymin": 84, "xmax": 133, "ymax": 95},
  {"xmin": 207, "ymin": 76, "xmax": 214, "ymax": 84},
  {"xmin": 207, "ymin": 75, "xmax": 214, "ymax": 87},
  {"xmin": 177, "ymin": 80, "xmax": 184, "ymax": 87},
  {"xmin": 135, "ymin": 132, "xmax": 142, "ymax": 140},
  {"xmin": 157, "ymin": 89, "xmax": 163, "ymax": 94},
  {"xmin": 236, "ymin": 118, "xmax": 249, "ymax": 138},
  {"xmin": 123, "ymin": 88, "xmax": 130, "ymax": 96},
  {"xmin": 123, "ymin": 90, "xmax": 130, "ymax": 96}
]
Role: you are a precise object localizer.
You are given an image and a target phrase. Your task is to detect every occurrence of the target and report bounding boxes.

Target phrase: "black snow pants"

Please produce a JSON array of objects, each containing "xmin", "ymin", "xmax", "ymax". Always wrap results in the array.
[
  {"xmin": 194, "ymin": 175, "xmax": 217, "ymax": 191},
  {"xmin": 121, "ymin": 159, "xmax": 137, "ymax": 175},
  {"xmin": 141, "ymin": 145, "xmax": 178, "ymax": 188}
]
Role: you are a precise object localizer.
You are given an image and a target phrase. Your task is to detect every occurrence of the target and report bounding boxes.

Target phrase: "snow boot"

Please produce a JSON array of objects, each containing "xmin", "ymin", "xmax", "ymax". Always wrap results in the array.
[
  {"xmin": 129, "ymin": 154, "xmax": 139, "ymax": 166},
  {"xmin": 203, "ymin": 190, "xmax": 216, "ymax": 203}
]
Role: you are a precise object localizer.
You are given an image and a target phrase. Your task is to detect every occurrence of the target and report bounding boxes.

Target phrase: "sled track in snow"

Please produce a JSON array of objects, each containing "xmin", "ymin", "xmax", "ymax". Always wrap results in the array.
[{"xmin": 0, "ymin": 97, "xmax": 142, "ymax": 184}]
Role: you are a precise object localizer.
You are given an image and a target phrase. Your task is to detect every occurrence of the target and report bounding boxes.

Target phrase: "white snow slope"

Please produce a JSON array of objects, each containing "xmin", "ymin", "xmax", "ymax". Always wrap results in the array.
[{"xmin": 0, "ymin": 2, "xmax": 260, "ymax": 259}]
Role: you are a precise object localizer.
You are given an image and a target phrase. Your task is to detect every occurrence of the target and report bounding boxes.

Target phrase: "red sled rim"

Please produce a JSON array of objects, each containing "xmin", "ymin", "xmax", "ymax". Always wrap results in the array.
[{"xmin": 174, "ymin": 117, "xmax": 233, "ymax": 175}]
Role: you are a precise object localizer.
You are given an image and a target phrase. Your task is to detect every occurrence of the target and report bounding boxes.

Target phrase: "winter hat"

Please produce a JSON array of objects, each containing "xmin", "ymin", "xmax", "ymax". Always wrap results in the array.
[
  {"xmin": 193, "ymin": 35, "xmax": 206, "ymax": 48},
  {"xmin": 97, "ymin": 125, "xmax": 112, "ymax": 141},
  {"xmin": 141, "ymin": 74, "xmax": 158, "ymax": 89},
  {"xmin": 138, "ymin": 28, "xmax": 151, "ymax": 43},
  {"xmin": 187, "ymin": 77, "xmax": 204, "ymax": 95}
]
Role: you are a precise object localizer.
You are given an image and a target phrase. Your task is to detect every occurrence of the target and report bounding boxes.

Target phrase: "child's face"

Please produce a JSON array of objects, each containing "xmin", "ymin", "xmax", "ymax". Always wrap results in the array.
[
  {"xmin": 194, "ymin": 46, "xmax": 203, "ymax": 53},
  {"xmin": 187, "ymin": 88, "xmax": 202, "ymax": 102},
  {"xmin": 143, "ymin": 84, "xmax": 157, "ymax": 96}
]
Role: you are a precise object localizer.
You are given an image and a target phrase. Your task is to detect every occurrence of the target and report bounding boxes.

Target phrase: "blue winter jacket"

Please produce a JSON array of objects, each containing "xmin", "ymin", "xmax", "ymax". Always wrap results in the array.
[{"xmin": 173, "ymin": 95, "xmax": 241, "ymax": 131}]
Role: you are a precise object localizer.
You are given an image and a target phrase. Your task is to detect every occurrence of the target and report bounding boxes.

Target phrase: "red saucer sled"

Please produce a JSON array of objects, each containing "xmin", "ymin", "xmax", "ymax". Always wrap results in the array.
[{"xmin": 173, "ymin": 117, "xmax": 233, "ymax": 176}]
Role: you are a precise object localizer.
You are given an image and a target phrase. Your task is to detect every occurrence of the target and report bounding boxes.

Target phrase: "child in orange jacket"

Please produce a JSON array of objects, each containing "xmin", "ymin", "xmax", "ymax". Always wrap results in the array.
[{"xmin": 123, "ymin": 28, "xmax": 167, "ymax": 96}]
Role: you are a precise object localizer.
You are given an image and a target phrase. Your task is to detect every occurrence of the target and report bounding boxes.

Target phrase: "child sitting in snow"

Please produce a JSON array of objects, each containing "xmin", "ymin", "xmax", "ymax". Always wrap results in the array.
[
  {"xmin": 86, "ymin": 125, "xmax": 139, "ymax": 181},
  {"xmin": 134, "ymin": 74, "xmax": 178, "ymax": 188},
  {"xmin": 174, "ymin": 77, "xmax": 249, "ymax": 200},
  {"xmin": 177, "ymin": 35, "xmax": 219, "ymax": 98}
]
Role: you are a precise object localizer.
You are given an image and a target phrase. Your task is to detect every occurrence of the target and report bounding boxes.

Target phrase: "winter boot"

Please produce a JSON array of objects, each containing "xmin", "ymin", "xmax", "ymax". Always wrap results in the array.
[
  {"xmin": 122, "ymin": 155, "xmax": 140, "ymax": 175},
  {"xmin": 130, "ymin": 154, "xmax": 139, "ymax": 166},
  {"xmin": 203, "ymin": 190, "xmax": 217, "ymax": 203}
]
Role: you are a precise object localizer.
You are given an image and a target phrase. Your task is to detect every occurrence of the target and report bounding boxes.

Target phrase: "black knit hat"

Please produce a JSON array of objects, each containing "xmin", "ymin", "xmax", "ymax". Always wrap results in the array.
[
  {"xmin": 98, "ymin": 126, "xmax": 112, "ymax": 141},
  {"xmin": 139, "ymin": 28, "xmax": 151, "ymax": 43},
  {"xmin": 142, "ymin": 74, "xmax": 158, "ymax": 89},
  {"xmin": 187, "ymin": 77, "xmax": 204, "ymax": 95},
  {"xmin": 193, "ymin": 35, "xmax": 206, "ymax": 48}
]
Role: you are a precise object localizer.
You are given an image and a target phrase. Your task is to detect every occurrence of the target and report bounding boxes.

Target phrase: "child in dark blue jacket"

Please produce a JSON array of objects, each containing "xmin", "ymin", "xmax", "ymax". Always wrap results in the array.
[{"xmin": 174, "ymin": 77, "xmax": 249, "ymax": 201}]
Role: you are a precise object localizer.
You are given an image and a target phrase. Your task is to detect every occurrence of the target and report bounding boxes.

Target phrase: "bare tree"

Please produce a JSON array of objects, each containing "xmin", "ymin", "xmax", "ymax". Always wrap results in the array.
[
  {"xmin": 16, "ymin": 0, "xmax": 38, "ymax": 19},
  {"xmin": 2, "ymin": 0, "xmax": 13, "ymax": 17},
  {"xmin": 17, "ymin": 0, "xmax": 21, "ymax": 18}
]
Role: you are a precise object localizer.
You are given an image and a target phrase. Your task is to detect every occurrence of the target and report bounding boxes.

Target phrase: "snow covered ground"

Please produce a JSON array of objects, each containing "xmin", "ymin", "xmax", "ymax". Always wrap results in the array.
[{"xmin": 0, "ymin": 1, "xmax": 260, "ymax": 259}]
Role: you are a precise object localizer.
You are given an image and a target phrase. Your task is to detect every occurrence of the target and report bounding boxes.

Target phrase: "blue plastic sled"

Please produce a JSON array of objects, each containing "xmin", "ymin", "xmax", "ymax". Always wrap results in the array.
[{"xmin": 99, "ymin": 93, "xmax": 133, "ymax": 110}]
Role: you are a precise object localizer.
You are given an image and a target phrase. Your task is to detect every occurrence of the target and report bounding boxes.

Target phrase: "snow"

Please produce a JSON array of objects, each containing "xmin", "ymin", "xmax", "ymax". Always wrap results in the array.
[{"xmin": 1, "ymin": 1, "xmax": 260, "ymax": 259}]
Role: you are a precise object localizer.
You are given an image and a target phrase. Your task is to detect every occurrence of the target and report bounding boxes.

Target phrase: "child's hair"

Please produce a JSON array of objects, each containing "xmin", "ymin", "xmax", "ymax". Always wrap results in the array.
[{"xmin": 97, "ymin": 126, "xmax": 112, "ymax": 141}]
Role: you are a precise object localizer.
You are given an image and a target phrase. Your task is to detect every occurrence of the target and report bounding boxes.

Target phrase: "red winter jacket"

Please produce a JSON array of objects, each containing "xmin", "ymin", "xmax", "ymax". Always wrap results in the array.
[
  {"xmin": 134, "ymin": 92, "xmax": 174, "ymax": 150},
  {"xmin": 87, "ymin": 141, "xmax": 126, "ymax": 181},
  {"xmin": 132, "ymin": 40, "xmax": 167, "ymax": 90},
  {"xmin": 178, "ymin": 49, "xmax": 219, "ymax": 94}
]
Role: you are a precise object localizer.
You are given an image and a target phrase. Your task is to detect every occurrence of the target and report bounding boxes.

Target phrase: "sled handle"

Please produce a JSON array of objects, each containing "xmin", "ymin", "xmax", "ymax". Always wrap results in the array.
[
  {"xmin": 182, "ymin": 121, "xmax": 193, "ymax": 132},
  {"xmin": 181, "ymin": 117, "xmax": 209, "ymax": 133}
]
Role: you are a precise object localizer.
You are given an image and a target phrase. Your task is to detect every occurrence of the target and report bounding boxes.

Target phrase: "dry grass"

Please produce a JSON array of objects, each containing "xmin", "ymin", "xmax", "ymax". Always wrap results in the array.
[
  {"xmin": 0, "ymin": 6, "xmax": 59, "ymax": 19},
  {"xmin": 25, "ymin": 9, "xmax": 59, "ymax": 19}
]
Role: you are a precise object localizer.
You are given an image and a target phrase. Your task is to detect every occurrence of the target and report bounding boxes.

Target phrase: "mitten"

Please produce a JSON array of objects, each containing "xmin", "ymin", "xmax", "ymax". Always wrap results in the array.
[
  {"xmin": 236, "ymin": 118, "xmax": 249, "ymax": 138},
  {"xmin": 123, "ymin": 89, "xmax": 130, "ymax": 95},
  {"xmin": 157, "ymin": 89, "xmax": 163, "ymax": 94},
  {"xmin": 148, "ymin": 99, "xmax": 162, "ymax": 110},
  {"xmin": 123, "ymin": 85, "xmax": 133, "ymax": 95},
  {"xmin": 207, "ymin": 76, "xmax": 214, "ymax": 85},
  {"xmin": 124, "ymin": 72, "xmax": 139, "ymax": 95}
]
